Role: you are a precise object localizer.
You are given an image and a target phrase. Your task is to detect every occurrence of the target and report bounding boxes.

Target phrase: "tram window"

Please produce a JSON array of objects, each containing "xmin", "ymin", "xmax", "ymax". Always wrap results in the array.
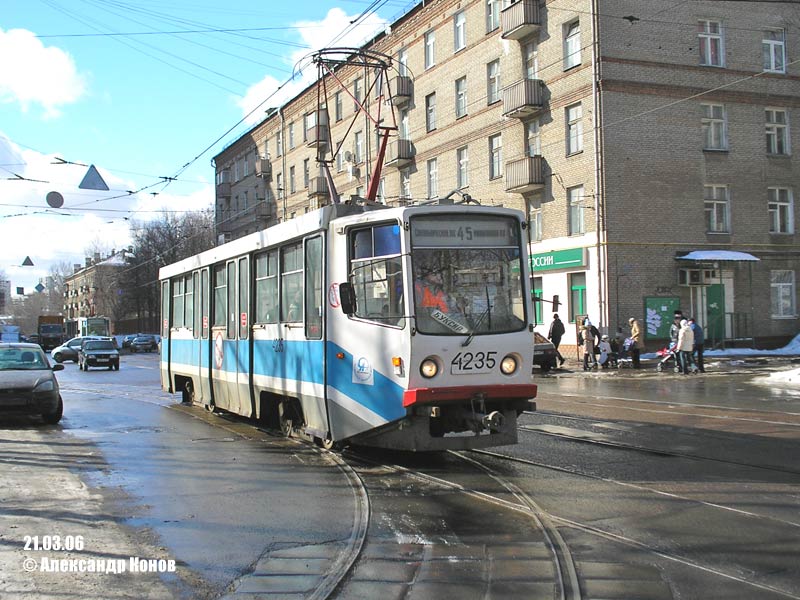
[
  {"xmin": 305, "ymin": 236, "xmax": 323, "ymax": 339},
  {"xmin": 201, "ymin": 269, "xmax": 209, "ymax": 338},
  {"xmin": 349, "ymin": 223, "xmax": 405, "ymax": 328},
  {"xmin": 185, "ymin": 274, "xmax": 194, "ymax": 334},
  {"xmin": 172, "ymin": 277, "xmax": 184, "ymax": 328},
  {"xmin": 255, "ymin": 251, "xmax": 278, "ymax": 323},
  {"xmin": 239, "ymin": 257, "xmax": 249, "ymax": 339},
  {"xmin": 227, "ymin": 262, "xmax": 236, "ymax": 339},
  {"xmin": 213, "ymin": 264, "xmax": 227, "ymax": 328},
  {"xmin": 192, "ymin": 272, "xmax": 200, "ymax": 338},
  {"xmin": 281, "ymin": 243, "xmax": 303, "ymax": 322},
  {"xmin": 161, "ymin": 282, "xmax": 169, "ymax": 337}
]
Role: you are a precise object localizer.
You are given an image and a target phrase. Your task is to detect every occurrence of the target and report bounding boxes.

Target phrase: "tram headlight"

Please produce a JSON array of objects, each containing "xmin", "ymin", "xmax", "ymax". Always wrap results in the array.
[
  {"xmin": 500, "ymin": 355, "xmax": 518, "ymax": 375},
  {"xmin": 420, "ymin": 358, "xmax": 438, "ymax": 378}
]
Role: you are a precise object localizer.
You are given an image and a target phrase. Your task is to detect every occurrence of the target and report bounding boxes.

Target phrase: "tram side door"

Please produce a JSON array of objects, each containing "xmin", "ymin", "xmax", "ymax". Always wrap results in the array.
[
  {"xmin": 197, "ymin": 268, "xmax": 212, "ymax": 405},
  {"xmin": 210, "ymin": 262, "xmax": 235, "ymax": 412}
]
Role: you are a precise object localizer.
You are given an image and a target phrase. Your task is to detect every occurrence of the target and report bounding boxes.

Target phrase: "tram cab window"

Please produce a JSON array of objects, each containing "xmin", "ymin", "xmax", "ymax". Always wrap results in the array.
[{"xmin": 349, "ymin": 223, "xmax": 405, "ymax": 327}]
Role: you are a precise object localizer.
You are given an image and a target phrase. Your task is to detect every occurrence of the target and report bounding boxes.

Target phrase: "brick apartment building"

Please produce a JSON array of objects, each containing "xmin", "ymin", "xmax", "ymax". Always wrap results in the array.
[{"xmin": 212, "ymin": 0, "xmax": 799, "ymax": 350}]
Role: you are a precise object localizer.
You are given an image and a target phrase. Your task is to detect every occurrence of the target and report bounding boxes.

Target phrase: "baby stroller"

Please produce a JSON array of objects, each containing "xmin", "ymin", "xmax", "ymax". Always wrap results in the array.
[
  {"xmin": 615, "ymin": 337, "xmax": 634, "ymax": 368},
  {"xmin": 656, "ymin": 343, "xmax": 698, "ymax": 373}
]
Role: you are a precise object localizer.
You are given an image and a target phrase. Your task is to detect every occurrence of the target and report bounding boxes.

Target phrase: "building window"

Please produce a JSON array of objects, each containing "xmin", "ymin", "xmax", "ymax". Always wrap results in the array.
[
  {"xmin": 456, "ymin": 146, "xmax": 469, "ymax": 189},
  {"xmin": 398, "ymin": 47, "xmax": 408, "ymax": 76},
  {"xmin": 455, "ymin": 76, "xmax": 467, "ymax": 118},
  {"xmin": 400, "ymin": 168, "xmax": 411, "ymax": 199},
  {"xmin": 377, "ymin": 178, "xmax": 386, "ymax": 203},
  {"xmin": 763, "ymin": 29, "xmax": 785, "ymax": 73},
  {"xmin": 425, "ymin": 30, "xmax": 436, "ymax": 69},
  {"xmin": 289, "ymin": 166, "xmax": 296, "ymax": 194},
  {"xmin": 427, "ymin": 158, "xmax": 438, "ymax": 199},
  {"xmin": 702, "ymin": 103, "xmax": 727, "ymax": 150},
  {"xmin": 425, "ymin": 93, "xmax": 437, "ymax": 132},
  {"xmin": 566, "ymin": 103, "xmax": 583, "ymax": 155},
  {"xmin": 242, "ymin": 190, "xmax": 248, "ymax": 211},
  {"xmin": 524, "ymin": 41, "xmax": 538, "ymax": 79},
  {"xmin": 768, "ymin": 187, "xmax": 794, "ymax": 234},
  {"xmin": 486, "ymin": 0, "xmax": 501, "ymax": 33},
  {"xmin": 454, "ymin": 11, "xmax": 466, "ymax": 52},
  {"xmin": 489, "ymin": 133, "xmax": 502, "ymax": 179},
  {"xmin": 568, "ymin": 185, "xmax": 585, "ymax": 235},
  {"xmin": 564, "ymin": 20, "xmax": 581, "ymax": 70},
  {"xmin": 399, "ymin": 108, "xmax": 410, "ymax": 139},
  {"xmin": 243, "ymin": 153, "xmax": 250, "ymax": 178},
  {"xmin": 354, "ymin": 130, "xmax": 364, "ymax": 163},
  {"xmin": 303, "ymin": 112, "xmax": 313, "ymax": 142},
  {"xmin": 568, "ymin": 272, "xmax": 586, "ymax": 323},
  {"xmin": 771, "ymin": 270, "xmax": 796, "ymax": 317},
  {"xmin": 303, "ymin": 158, "xmax": 309, "ymax": 189},
  {"xmin": 527, "ymin": 120, "xmax": 541, "ymax": 156},
  {"xmin": 276, "ymin": 130, "xmax": 283, "ymax": 156},
  {"xmin": 336, "ymin": 140, "xmax": 344, "ymax": 172},
  {"xmin": 698, "ymin": 20, "xmax": 724, "ymax": 67},
  {"xmin": 353, "ymin": 77, "xmax": 362, "ymax": 111},
  {"xmin": 704, "ymin": 185, "xmax": 730, "ymax": 233},
  {"xmin": 487, "ymin": 59, "xmax": 501, "ymax": 105},
  {"xmin": 335, "ymin": 92, "xmax": 342, "ymax": 122},
  {"xmin": 276, "ymin": 173, "xmax": 283, "ymax": 200},
  {"xmin": 766, "ymin": 108, "xmax": 789, "ymax": 155},
  {"xmin": 288, "ymin": 122, "xmax": 295, "ymax": 149},
  {"xmin": 528, "ymin": 200, "xmax": 542, "ymax": 242}
]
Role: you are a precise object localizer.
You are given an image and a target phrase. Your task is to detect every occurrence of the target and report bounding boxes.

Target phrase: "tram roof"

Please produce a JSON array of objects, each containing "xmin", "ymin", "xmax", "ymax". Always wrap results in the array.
[{"xmin": 159, "ymin": 202, "xmax": 524, "ymax": 280}]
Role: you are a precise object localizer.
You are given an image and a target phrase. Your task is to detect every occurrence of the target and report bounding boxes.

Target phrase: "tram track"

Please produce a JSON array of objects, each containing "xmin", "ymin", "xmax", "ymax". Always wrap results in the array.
[{"xmin": 467, "ymin": 448, "xmax": 800, "ymax": 600}]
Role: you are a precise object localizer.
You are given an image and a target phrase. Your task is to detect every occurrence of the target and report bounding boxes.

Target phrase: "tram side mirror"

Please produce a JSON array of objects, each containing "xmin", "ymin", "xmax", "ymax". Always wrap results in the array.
[{"xmin": 339, "ymin": 282, "xmax": 356, "ymax": 316}]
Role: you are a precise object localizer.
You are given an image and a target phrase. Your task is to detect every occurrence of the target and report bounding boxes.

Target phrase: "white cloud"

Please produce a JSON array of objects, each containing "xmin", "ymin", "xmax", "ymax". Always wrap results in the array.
[
  {"xmin": 0, "ymin": 134, "xmax": 213, "ymax": 295},
  {"xmin": 0, "ymin": 28, "xmax": 87, "ymax": 119},
  {"xmin": 238, "ymin": 8, "xmax": 388, "ymax": 125}
]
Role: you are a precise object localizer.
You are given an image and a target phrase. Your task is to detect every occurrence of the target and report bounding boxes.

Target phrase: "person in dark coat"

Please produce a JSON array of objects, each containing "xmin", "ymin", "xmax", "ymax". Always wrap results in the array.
[
  {"xmin": 689, "ymin": 317, "xmax": 705, "ymax": 372},
  {"xmin": 669, "ymin": 310, "xmax": 684, "ymax": 346},
  {"xmin": 548, "ymin": 313, "xmax": 566, "ymax": 366}
]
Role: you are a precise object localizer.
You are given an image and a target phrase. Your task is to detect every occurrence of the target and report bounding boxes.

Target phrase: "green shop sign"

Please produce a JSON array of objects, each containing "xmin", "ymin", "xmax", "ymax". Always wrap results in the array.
[{"xmin": 530, "ymin": 248, "xmax": 585, "ymax": 272}]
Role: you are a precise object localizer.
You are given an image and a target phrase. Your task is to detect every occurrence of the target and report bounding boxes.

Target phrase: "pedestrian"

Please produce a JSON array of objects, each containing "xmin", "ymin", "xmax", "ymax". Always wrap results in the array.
[
  {"xmin": 598, "ymin": 334, "xmax": 613, "ymax": 369},
  {"xmin": 628, "ymin": 317, "xmax": 642, "ymax": 368},
  {"xmin": 584, "ymin": 317, "xmax": 600, "ymax": 367},
  {"xmin": 669, "ymin": 310, "xmax": 684, "ymax": 346},
  {"xmin": 689, "ymin": 317, "xmax": 705, "ymax": 372},
  {"xmin": 579, "ymin": 325, "xmax": 595, "ymax": 371},
  {"xmin": 548, "ymin": 313, "xmax": 566, "ymax": 367},
  {"xmin": 676, "ymin": 319, "xmax": 696, "ymax": 374}
]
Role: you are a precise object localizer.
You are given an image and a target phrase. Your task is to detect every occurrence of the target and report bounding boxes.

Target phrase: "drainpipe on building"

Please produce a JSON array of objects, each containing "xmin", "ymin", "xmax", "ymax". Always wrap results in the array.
[
  {"xmin": 279, "ymin": 106, "xmax": 287, "ymax": 220},
  {"xmin": 591, "ymin": 0, "xmax": 608, "ymax": 332}
]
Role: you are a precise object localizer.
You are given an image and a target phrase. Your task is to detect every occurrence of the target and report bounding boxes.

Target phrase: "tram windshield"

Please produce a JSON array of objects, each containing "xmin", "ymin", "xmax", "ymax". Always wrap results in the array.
[{"xmin": 410, "ymin": 215, "xmax": 526, "ymax": 336}]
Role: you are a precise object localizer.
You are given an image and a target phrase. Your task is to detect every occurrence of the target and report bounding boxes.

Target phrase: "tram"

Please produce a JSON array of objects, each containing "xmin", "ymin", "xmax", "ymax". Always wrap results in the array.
[{"xmin": 159, "ymin": 201, "xmax": 537, "ymax": 451}]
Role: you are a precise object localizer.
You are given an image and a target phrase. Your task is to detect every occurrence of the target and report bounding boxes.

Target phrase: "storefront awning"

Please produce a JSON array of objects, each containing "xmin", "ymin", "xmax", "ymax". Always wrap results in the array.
[{"xmin": 676, "ymin": 250, "xmax": 760, "ymax": 262}]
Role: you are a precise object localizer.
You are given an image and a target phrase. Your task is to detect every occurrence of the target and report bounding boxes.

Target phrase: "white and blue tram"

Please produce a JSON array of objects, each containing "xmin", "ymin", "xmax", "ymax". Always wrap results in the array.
[{"xmin": 159, "ymin": 202, "xmax": 537, "ymax": 451}]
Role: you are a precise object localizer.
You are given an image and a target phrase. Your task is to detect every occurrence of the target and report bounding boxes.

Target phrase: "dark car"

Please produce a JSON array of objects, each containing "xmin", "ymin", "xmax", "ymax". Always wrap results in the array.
[
  {"xmin": 78, "ymin": 339, "xmax": 120, "ymax": 371},
  {"xmin": 51, "ymin": 336, "xmax": 110, "ymax": 363},
  {"xmin": 122, "ymin": 334, "xmax": 141, "ymax": 349},
  {"xmin": 533, "ymin": 331, "xmax": 558, "ymax": 373},
  {"xmin": 130, "ymin": 335, "xmax": 158, "ymax": 353},
  {"xmin": 0, "ymin": 343, "xmax": 64, "ymax": 423}
]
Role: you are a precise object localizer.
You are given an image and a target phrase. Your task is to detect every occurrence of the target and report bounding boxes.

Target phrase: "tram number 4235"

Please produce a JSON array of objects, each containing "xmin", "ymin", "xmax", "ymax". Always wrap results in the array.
[{"xmin": 451, "ymin": 351, "xmax": 497, "ymax": 374}]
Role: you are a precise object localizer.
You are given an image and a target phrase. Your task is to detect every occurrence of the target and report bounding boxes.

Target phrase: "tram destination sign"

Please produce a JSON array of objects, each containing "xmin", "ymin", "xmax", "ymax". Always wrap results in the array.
[{"xmin": 411, "ymin": 216, "xmax": 518, "ymax": 247}]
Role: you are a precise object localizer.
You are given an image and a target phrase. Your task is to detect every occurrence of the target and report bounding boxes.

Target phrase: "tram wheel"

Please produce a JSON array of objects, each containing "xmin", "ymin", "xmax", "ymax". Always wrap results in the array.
[
  {"xmin": 182, "ymin": 380, "xmax": 195, "ymax": 404},
  {"xmin": 321, "ymin": 435, "xmax": 337, "ymax": 451},
  {"xmin": 204, "ymin": 402, "xmax": 215, "ymax": 412}
]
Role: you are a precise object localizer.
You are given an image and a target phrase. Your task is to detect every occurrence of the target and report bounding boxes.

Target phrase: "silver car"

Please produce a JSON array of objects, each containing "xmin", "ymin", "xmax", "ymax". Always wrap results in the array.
[
  {"xmin": 0, "ymin": 343, "xmax": 64, "ymax": 424},
  {"xmin": 51, "ymin": 335, "xmax": 111, "ymax": 363}
]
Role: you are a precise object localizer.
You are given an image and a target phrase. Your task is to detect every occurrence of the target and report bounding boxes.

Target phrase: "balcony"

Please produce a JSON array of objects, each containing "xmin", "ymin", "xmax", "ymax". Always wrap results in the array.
[
  {"xmin": 501, "ymin": 0, "xmax": 541, "ymax": 41},
  {"xmin": 505, "ymin": 156, "xmax": 545, "ymax": 193},
  {"xmin": 502, "ymin": 78, "xmax": 544, "ymax": 119},
  {"xmin": 216, "ymin": 181, "xmax": 231, "ymax": 197},
  {"xmin": 306, "ymin": 124, "xmax": 329, "ymax": 150},
  {"xmin": 255, "ymin": 157, "xmax": 272, "ymax": 180},
  {"xmin": 308, "ymin": 176, "xmax": 329, "ymax": 199},
  {"xmin": 390, "ymin": 76, "xmax": 413, "ymax": 107},
  {"xmin": 385, "ymin": 139, "xmax": 415, "ymax": 167}
]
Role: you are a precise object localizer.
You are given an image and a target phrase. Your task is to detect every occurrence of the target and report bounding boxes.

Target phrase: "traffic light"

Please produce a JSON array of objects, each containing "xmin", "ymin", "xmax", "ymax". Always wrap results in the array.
[{"xmin": 552, "ymin": 295, "xmax": 560, "ymax": 310}]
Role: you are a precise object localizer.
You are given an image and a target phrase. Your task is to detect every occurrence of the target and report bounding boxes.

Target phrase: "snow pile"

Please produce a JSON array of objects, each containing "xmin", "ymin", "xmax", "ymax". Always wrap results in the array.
[
  {"xmin": 763, "ymin": 368, "xmax": 800, "ymax": 386},
  {"xmin": 643, "ymin": 332, "xmax": 800, "ymax": 360}
]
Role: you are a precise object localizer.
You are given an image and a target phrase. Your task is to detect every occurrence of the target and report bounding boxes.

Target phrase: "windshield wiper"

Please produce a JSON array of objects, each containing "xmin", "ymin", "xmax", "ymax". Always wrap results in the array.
[{"xmin": 462, "ymin": 287, "xmax": 492, "ymax": 347}]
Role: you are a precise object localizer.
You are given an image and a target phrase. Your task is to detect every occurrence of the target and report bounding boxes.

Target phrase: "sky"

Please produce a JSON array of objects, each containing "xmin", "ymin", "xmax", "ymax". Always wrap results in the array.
[{"xmin": 1, "ymin": 0, "xmax": 413, "ymax": 297}]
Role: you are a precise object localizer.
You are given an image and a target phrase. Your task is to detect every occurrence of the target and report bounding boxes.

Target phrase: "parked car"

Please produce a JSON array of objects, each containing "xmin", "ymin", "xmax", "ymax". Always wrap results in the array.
[
  {"xmin": 122, "ymin": 334, "xmax": 141, "ymax": 349},
  {"xmin": 533, "ymin": 331, "xmax": 558, "ymax": 373},
  {"xmin": 51, "ymin": 335, "xmax": 111, "ymax": 363},
  {"xmin": 78, "ymin": 339, "xmax": 120, "ymax": 371},
  {"xmin": 0, "ymin": 342, "xmax": 64, "ymax": 423},
  {"xmin": 130, "ymin": 335, "xmax": 158, "ymax": 353}
]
